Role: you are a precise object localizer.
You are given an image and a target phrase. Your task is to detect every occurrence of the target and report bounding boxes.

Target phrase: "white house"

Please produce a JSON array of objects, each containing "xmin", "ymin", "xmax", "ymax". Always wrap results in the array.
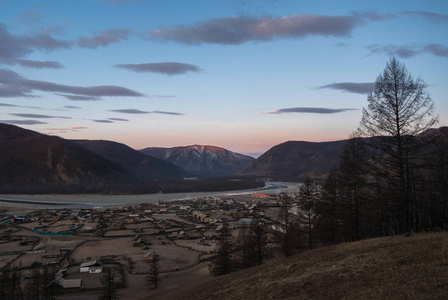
[{"xmin": 80, "ymin": 260, "xmax": 103, "ymax": 273}]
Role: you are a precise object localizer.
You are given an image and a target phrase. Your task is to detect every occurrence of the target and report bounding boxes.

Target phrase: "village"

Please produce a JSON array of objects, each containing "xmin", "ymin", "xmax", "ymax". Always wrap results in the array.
[{"xmin": 0, "ymin": 191, "xmax": 307, "ymax": 298}]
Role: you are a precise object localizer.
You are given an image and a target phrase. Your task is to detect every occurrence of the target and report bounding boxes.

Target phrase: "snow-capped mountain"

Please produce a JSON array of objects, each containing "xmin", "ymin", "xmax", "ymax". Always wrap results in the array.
[{"xmin": 139, "ymin": 145, "xmax": 255, "ymax": 177}]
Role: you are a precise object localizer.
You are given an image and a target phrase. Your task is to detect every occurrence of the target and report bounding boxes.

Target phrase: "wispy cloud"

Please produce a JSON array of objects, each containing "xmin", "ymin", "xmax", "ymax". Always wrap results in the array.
[
  {"xmin": 9, "ymin": 113, "xmax": 71, "ymax": 119},
  {"xmin": 92, "ymin": 119, "xmax": 114, "ymax": 123},
  {"xmin": 318, "ymin": 82, "xmax": 375, "ymax": 94},
  {"xmin": 110, "ymin": 108, "xmax": 184, "ymax": 115},
  {"xmin": 15, "ymin": 59, "xmax": 63, "ymax": 69},
  {"xmin": 56, "ymin": 93, "xmax": 102, "ymax": 101},
  {"xmin": 152, "ymin": 111, "xmax": 184, "ymax": 115},
  {"xmin": 108, "ymin": 117, "xmax": 129, "ymax": 121},
  {"xmin": 367, "ymin": 43, "xmax": 448, "ymax": 58},
  {"xmin": 0, "ymin": 119, "xmax": 47, "ymax": 125},
  {"xmin": 147, "ymin": 12, "xmax": 392, "ymax": 45},
  {"xmin": 42, "ymin": 126, "xmax": 88, "ymax": 131},
  {"xmin": 23, "ymin": 79, "xmax": 143, "ymax": 97},
  {"xmin": 0, "ymin": 103, "xmax": 18, "ymax": 107},
  {"xmin": 260, "ymin": 107, "xmax": 357, "ymax": 114},
  {"xmin": 0, "ymin": 102, "xmax": 41, "ymax": 109},
  {"xmin": 110, "ymin": 108, "xmax": 149, "ymax": 114},
  {"xmin": 0, "ymin": 68, "xmax": 144, "ymax": 98},
  {"xmin": 150, "ymin": 94, "xmax": 177, "ymax": 98},
  {"xmin": 400, "ymin": 11, "xmax": 448, "ymax": 23},
  {"xmin": 64, "ymin": 105, "xmax": 81, "ymax": 109},
  {"xmin": 78, "ymin": 29, "xmax": 132, "ymax": 49},
  {"xmin": 115, "ymin": 62, "xmax": 202, "ymax": 76}
]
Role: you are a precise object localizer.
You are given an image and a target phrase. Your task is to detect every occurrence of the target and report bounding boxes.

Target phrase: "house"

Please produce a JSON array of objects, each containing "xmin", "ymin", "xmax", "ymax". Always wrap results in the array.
[
  {"xmin": 144, "ymin": 251, "xmax": 156, "ymax": 262},
  {"xmin": 80, "ymin": 260, "xmax": 103, "ymax": 273},
  {"xmin": 192, "ymin": 211, "xmax": 210, "ymax": 223}
]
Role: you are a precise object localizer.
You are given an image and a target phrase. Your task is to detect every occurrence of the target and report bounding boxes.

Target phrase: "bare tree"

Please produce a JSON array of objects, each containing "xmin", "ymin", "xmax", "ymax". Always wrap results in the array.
[
  {"xmin": 98, "ymin": 267, "xmax": 119, "ymax": 300},
  {"xmin": 298, "ymin": 177, "xmax": 317, "ymax": 250},
  {"xmin": 0, "ymin": 268, "xmax": 22, "ymax": 300},
  {"xmin": 316, "ymin": 167, "xmax": 342, "ymax": 245},
  {"xmin": 338, "ymin": 134, "xmax": 369, "ymax": 240},
  {"xmin": 275, "ymin": 195, "xmax": 301, "ymax": 257},
  {"xmin": 212, "ymin": 224, "xmax": 234, "ymax": 275},
  {"xmin": 251, "ymin": 212, "xmax": 268, "ymax": 265},
  {"xmin": 358, "ymin": 57, "xmax": 438, "ymax": 234},
  {"xmin": 147, "ymin": 253, "xmax": 160, "ymax": 289}
]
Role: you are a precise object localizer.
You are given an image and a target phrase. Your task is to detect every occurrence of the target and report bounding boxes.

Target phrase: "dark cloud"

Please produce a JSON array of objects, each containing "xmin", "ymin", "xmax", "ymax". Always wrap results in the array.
[
  {"xmin": 108, "ymin": 117, "xmax": 129, "ymax": 121},
  {"xmin": 64, "ymin": 105, "xmax": 81, "ymax": 109},
  {"xmin": 318, "ymin": 82, "xmax": 375, "ymax": 94},
  {"xmin": 0, "ymin": 103, "xmax": 18, "ymax": 107},
  {"xmin": 9, "ymin": 113, "xmax": 71, "ymax": 119},
  {"xmin": 78, "ymin": 29, "xmax": 132, "ymax": 49},
  {"xmin": 56, "ymin": 93, "xmax": 102, "ymax": 101},
  {"xmin": 261, "ymin": 107, "xmax": 357, "ymax": 114},
  {"xmin": 15, "ymin": 59, "xmax": 63, "ymax": 69},
  {"xmin": 115, "ymin": 62, "xmax": 202, "ymax": 75},
  {"xmin": 92, "ymin": 119, "xmax": 114, "ymax": 123},
  {"xmin": 0, "ymin": 68, "xmax": 143, "ymax": 98},
  {"xmin": 367, "ymin": 43, "xmax": 448, "ymax": 58},
  {"xmin": 400, "ymin": 11, "xmax": 448, "ymax": 23},
  {"xmin": 147, "ymin": 12, "xmax": 391, "ymax": 45},
  {"xmin": 109, "ymin": 108, "xmax": 184, "ymax": 115},
  {"xmin": 0, "ymin": 119, "xmax": 47, "ymax": 125},
  {"xmin": 0, "ymin": 22, "xmax": 70, "ymax": 68}
]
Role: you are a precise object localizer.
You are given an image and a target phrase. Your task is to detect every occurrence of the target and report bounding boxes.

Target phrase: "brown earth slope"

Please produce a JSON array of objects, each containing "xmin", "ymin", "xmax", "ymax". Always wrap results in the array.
[{"xmin": 155, "ymin": 232, "xmax": 448, "ymax": 300}]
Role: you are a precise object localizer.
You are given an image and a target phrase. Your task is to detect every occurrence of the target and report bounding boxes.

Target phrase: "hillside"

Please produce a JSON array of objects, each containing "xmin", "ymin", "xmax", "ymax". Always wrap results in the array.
[
  {"xmin": 140, "ymin": 145, "xmax": 254, "ymax": 177},
  {"xmin": 72, "ymin": 139, "xmax": 189, "ymax": 179},
  {"xmin": 0, "ymin": 123, "xmax": 129, "ymax": 188},
  {"xmin": 150, "ymin": 232, "xmax": 448, "ymax": 300},
  {"xmin": 240, "ymin": 140, "xmax": 347, "ymax": 181}
]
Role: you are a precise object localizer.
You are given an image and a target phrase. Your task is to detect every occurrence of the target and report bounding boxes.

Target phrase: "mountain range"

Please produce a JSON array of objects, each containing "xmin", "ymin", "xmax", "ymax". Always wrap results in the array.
[
  {"xmin": 140, "ymin": 145, "xmax": 254, "ymax": 177},
  {"xmin": 1, "ymin": 123, "xmax": 447, "ymax": 191}
]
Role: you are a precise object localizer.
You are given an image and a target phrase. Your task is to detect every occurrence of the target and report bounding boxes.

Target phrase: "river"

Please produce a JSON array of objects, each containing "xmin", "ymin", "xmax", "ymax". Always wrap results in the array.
[{"xmin": 0, "ymin": 182, "xmax": 302, "ymax": 209}]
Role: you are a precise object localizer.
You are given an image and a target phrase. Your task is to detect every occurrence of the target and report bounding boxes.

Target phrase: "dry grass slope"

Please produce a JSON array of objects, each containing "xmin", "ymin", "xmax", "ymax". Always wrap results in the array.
[{"xmin": 158, "ymin": 232, "xmax": 448, "ymax": 300}]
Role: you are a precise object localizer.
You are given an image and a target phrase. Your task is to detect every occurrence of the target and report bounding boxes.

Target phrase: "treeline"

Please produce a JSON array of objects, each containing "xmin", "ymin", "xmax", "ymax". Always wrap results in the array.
[
  {"xmin": 0, "ymin": 178, "xmax": 264, "ymax": 195},
  {"xmin": 211, "ymin": 58, "xmax": 448, "ymax": 276},
  {"xmin": 0, "ymin": 266, "xmax": 56, "ymax": 300}
]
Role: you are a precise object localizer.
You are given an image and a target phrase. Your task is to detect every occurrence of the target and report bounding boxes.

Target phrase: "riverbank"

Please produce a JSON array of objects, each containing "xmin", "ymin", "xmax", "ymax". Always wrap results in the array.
[{"xmin": 0, "ymin": 182, "xmax": 301, "ymax": 209}]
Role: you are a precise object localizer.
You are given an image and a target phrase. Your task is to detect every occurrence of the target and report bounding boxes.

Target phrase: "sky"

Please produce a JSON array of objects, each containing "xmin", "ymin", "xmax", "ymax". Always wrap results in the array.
[{"xmin": 0, "ymin": 0, "xmax": 447, "ymax": 157}]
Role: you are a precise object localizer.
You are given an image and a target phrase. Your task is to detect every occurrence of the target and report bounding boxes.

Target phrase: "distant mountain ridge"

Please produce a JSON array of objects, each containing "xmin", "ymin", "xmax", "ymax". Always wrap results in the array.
[
  {"xmin": 240, "ymin": 126, "xmax": 448, "ymax": 181},
  {"xmin": 0, "ymin": 123, "xmax": 128, "ymax": 187},
  {"xmin": 140, "ymin": 145, "xmax": 255, "ymax": 177},
  {"xmin": 72, "ymin": 140, "xmax": 190, "ymax": 180},
  {"xmin": 240, "ymin": 140, "xmax": 347, "ymax": 181}
]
